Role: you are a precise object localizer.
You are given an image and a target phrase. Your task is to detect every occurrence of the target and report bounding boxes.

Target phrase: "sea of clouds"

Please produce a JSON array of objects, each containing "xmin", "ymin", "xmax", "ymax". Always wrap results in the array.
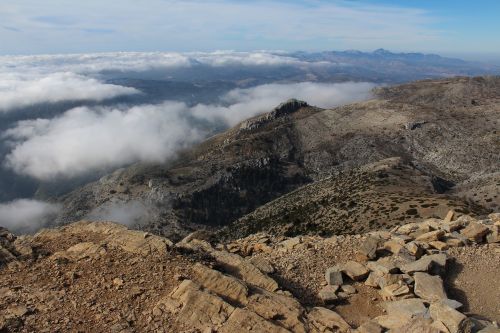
[{"xmin": 0, "ymin": 51, "xmax": 375, "ymax": 229}]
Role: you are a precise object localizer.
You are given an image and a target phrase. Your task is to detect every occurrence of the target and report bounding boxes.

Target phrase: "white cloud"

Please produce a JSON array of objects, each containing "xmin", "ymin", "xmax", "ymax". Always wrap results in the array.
[
  {"xmin": 0, "ymin": 199, "xmax": 61, "ymax": 233},
  {"xmin": 85, "ymin": 200, "xmax": 151, "ymax": 227},
  {"xmin": 0, "ymin": 72, "xmax": 139, "ymax": 112},
  {"xmin": 3, "ymin": 102, "xmax": 204, "ymax": 179},
  {"xmin": 3, "ymin": 82, "xmax": 374, "ymax": 180},
  {"xmin": 0, "ymin": 51, "xmax": 306, "ymax": 77}
]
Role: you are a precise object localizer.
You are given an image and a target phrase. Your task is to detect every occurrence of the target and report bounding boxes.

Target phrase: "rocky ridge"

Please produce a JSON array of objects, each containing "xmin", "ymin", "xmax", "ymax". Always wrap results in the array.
[
  {"xmin": 53, "ymin": 76, "xmax": 500, "ymax": 239},
  {"xmin": 1, "ymin": 211, "xmax": 499, "ymax": 332}
]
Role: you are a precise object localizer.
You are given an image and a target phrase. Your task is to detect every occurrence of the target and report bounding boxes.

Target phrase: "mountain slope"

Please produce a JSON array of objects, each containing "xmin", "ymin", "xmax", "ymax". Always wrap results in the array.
[{"xmin": 54, "ymin": 76, "xmax": 500, "ymax": 239}]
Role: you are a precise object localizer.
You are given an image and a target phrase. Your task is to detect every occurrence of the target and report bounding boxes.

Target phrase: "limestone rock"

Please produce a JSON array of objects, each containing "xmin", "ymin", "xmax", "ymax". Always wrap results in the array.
[
  {"xmin": 379, "ymin": 283, "xmax": 411, "ymax": 300},
  {"xmin": 340, "ymin": 285, "xmax": 356, "ymax": 295},
  {"xmin": 485, "ymin": 225, "xmax": 500, "ymax": 243},
  {"xmin": 429, "ymin": 241, "xmax": 449, "ymax": 251},
  {"xmin": 247, "ymin": 288, "xmax": 306, "ymax": 333},
  {"xmin": 366, "ymin": 258, "xmax": 398, "ymax": 275},
  {"xmin": 342, "ymin": 261, "xmax": 369, "ymax": 281},
  {"xmin": 53, "ymin": 242, "xmax": 105, "ymax": 261},
  {"xmin": 192, "ymin": 263, "xmax": 249, "ymax": 305},
  {"xmin": 325, "ymin": 266, "xmax": 343, "ymax": 286},
  {"xmin": 414, "ymin": 272, "xmax": 447, "ymax": 302},
  {"xmin": 400, "ymin": 253, "xmax": 447, "ymax": 275},
  {"xmin": 211, "ymin": 250, "xmax": 279, "ymax": 291},
  {"xmin": 383, "ymin": 298, "xmax": 428, "ymax": 318},
  {"xmin": 159, "ymin": 280, "xmax": 235, "ymax": 331},
  {"xmin": 360, "ymin": 236, "xmax": 382, "ymax": 259},
  {"xmin": 248, "ymin": 256, "xmax": 275, "ymax": 274},
  {"xmin": 460, "ymin": 222, "xmax": 490, "ymax": 242},
  {"xmin": 390, "ymin": 317, "xmax": 440, "ymax": 333},
  {"xmin": 429, "ymin": 302, "xmax": 473, "ymax": 333},
  {"xmin": 307, "ymin": 307, "xmax": 351, "ymax": 333},
  {"xmin": 416, "ymin": 230, "xmax": 445, "ymax": 242},
  {"xmin": 219, "ymin": 308, "xmax": 290, "ymax": 333},
  {"xmin": 318, "ymin": 285, "xmax": 339, "ymax": 302},
  {"xmin": 444, "ymin": 210, "xmax": 455, "ymax": 223},
  {"xmin": 356, "ymin": 321, "xmax": 383, "ymax": 333}
]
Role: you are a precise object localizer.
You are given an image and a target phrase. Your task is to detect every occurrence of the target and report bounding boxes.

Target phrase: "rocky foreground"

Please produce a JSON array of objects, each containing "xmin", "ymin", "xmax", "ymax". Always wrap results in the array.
[{"xmin": 1, "ymin": 211, "xmax": 499, "ymax": 332}]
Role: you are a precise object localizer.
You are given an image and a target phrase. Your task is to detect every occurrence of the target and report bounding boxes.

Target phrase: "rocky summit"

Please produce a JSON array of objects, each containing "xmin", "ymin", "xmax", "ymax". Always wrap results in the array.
[
  {"xmin": 1, "ymin": 76, "xmax": 499, "ymax": 332},
  {"xmin": 1, "ymin": 212, "xmax": 499, "ymax": 332}
]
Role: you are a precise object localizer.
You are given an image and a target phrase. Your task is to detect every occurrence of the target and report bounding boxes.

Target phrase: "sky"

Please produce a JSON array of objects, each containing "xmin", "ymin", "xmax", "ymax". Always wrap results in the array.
[{"xmin": 0, "ymin": 0, "xmax": 499, "ymax": 60}]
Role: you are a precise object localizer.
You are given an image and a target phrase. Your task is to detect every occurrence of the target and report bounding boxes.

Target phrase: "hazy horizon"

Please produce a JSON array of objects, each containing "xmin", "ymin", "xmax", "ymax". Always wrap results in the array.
[{"xmin": 1, "ymin": 1, "xmax": 500, "ymax": 62}]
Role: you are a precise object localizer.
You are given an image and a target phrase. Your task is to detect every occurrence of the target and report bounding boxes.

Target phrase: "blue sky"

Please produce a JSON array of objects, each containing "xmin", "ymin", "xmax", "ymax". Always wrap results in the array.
[{"xmin": 0, "ymin": 0, "xmax": 499, "ymax": 61}]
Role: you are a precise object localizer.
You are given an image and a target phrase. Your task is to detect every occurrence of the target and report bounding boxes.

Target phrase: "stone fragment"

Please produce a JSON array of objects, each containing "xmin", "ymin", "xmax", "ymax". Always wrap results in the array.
[
  {"xmin": 307, "ymin": 307, "xmax": 351, "ymax": 333},
  {"xmin": 489, "ymin": 213, "xmax": 500, "ymax": 223},
  {"xmin": 444, "ymin": 210, "xmax": 455, "ymax": 223},
  {"xmin": 366, "ymin": 258, "xmax": 398, "ymax": 275},
  {"xmin": 445, "ymin": 238, "xmax": 464, "ymax": 247},
  {"xmin": 442, "ymin": 220, "xmax": 466, "ymax": 233},
  {"xmin": 340, "ymin": 285, "xmax": 356, "ymax": 295},
  {"xmin": 325, "ymin": 266, "xmax": 343, "ymax": 285},
  {"xmin": 390, "ymin": 317, "xmax": 440, "ymax": 333},
  {"xmin": 248, "ymin": 256, "xmax": 275, "ymax": 274},
  {"xmin": 383, "ymin": 240, "xmax": 404, "ymax": 254},
  {"xmin": 365, "ymin": 272, "xmax": 382, "ymax": 287},
  {"xmin": 382, "ymin": 298, "xmax": 428, "ymax": 318},
  {"xmin": 414, "ymin": 272, "xmax": 447, "ymax": 302},
  {"xmin": 318, "ymin": 285, "xmax": 339, "ymax": 302},
  {"xmin": 416, "ymin": 230, "xmax": 445, "ymax": 242},
  {"xmin": 379, "ymin": 283, "xmax": 411, "ymax": 300},
  {"xmin": 405, "ymin": 242, "xmax": 424, "ymax": 257},
  {"xmin": 211, "ymin": 250, "xmax": 278, "ymax": 291},
  {"xmin": 430, "ymin": 302, "xmax": 473, "ymax": 333},
  {"xmin": 397, "ymin": 223, "xmax": 421, "ymax": 235},
  {"xmin": 374, "ymin": 314, "xmax": 410, "ymax": 330},
  {"xmin": 438, "ymin": 299, "xmax": 463, "ymax": 310},
  {"xmin": 162, "ymin": 280, "xmax": 235, "ymax": 331},
  {"xmin": 192, "ymin": 263, "xmax": 248, "ymax": 305},
  {"xmin": 356, "ymin": 321, "xmax": 383, "ymax": 333},
  {"xmin": 400, "ymin": 253, "xmax": 447, "ymax": 275},
  {"xmin": 342, "ymin": 261, "xmax": 369, "ymax": 281},
  {"xmin": 460, "ymin": 222, "xmax": 490, "ymax": 243},
  {"xmin": 247, "ymin": 288, "xmax": 306, "ymax": 333},
  {"xmin": 429, "ymin": 241, "xmax": 449, "ymax": 251},
  {"xmin": 486, "ymin": 225, "xmax": 500, "ymax": 243},
  {"xmin": 281, "ymin": 237, "xmax": 301, "ymax": 249},
  {"xmin": 360, "ymin": 236, "xmax": 382, "ymax": 259},
  {"xmin": 219, "ymin": 308, "xmax": 290, "ymax": 333}
]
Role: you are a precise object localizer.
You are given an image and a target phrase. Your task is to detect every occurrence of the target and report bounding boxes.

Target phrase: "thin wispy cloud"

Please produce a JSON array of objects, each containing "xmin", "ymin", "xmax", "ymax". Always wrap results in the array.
[
  {"xmin": 0, "ymin": 0, "xmax": 442, "ymax": 54},
  {"xmin": 0, "ymin": 199, "xmax": 61, "ymax": 233}
]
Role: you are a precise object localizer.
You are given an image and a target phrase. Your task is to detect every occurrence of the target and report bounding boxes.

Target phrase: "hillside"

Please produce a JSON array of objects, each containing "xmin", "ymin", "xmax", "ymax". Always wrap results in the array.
[
  {"xmin": 1, "ymin": 212, "xmax": 499, "ymax": 332},
  {"xmin": 53, "ymin": 76, "xmax": 500, "ymax": 240}
]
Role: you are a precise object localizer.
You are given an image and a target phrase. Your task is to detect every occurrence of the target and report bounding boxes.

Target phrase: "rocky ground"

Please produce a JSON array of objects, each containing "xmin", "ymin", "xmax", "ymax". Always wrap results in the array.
[{"xmin": 1, "ymin": 211, "xmax": 499, "ymax": 332}]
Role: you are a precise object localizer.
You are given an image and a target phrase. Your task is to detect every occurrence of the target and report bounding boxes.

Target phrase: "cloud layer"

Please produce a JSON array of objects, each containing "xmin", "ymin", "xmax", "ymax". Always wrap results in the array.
[
  {"xmin": 0, "ymin": 51, "xmax": 306, "ymax": 76},
  {"xmin": 0, "ymin": 199, "xmax": 61, "ymax": 233},
  {"xmin": 0, "ymin": 72, "xmax": 139, "ymax": 112},
  {"xmin": 3, "ymin": 82, "xmax": 374, "ymax": 180}
]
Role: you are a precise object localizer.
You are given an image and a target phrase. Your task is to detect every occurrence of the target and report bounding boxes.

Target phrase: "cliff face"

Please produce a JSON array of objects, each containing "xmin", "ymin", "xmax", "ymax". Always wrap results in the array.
[{"xmin": 55, "ymin": 76, "xmax": 500, "ymax": 239}]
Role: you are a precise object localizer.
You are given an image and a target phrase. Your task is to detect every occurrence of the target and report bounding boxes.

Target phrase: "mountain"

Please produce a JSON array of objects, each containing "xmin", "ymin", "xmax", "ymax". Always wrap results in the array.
[{"xmin": 53, "ymin": 76, "xmax": 500, "ymax": 241}]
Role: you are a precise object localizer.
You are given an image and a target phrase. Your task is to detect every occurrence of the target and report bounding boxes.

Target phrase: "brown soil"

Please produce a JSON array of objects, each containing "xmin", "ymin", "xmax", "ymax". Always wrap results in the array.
[
  {"xmin": 445, "ymin": 244, "xmax": 500, "ymax": 323},
  {"xmin": 0, "ymin": 231, "xmax": 197, "ymax": 333}
]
